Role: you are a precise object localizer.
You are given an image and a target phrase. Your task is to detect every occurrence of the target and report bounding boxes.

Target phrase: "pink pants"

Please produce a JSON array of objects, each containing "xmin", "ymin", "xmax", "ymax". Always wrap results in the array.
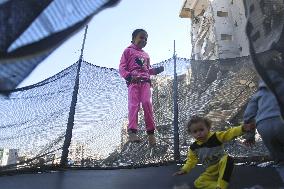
[{"xmin": 128, "ymin": 82, "xmax": 155, "ymax": 133}]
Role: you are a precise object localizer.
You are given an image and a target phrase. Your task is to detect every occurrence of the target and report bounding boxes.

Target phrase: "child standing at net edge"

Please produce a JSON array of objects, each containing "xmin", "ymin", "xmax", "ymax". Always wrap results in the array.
[
  {"xmin": 119, "ymin": 29, "xmax": 164, "ymax": 146},
  {"xmin": 173, "ymin": 116, "xmax": 255, "ymax": 189}
]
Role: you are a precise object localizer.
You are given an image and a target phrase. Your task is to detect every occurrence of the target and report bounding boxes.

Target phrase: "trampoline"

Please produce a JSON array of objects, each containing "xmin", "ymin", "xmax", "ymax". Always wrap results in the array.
[
  {"xmin": 0, "ymin": 164, "xmax": 283, "ymax": 189},
  {"xmin": 1, "ymin": 1, "xmax": 284, "ymax": 189}
]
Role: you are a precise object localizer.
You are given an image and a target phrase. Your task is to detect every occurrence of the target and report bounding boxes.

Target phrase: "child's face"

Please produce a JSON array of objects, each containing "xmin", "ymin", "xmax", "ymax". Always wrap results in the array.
[
  {"xmin": 190, "ymin": 122, "xmax": 210, "ymax": 142},
  {"xmin": 133, "ymin": 32, "xmax": 148, "ymax": 49}
]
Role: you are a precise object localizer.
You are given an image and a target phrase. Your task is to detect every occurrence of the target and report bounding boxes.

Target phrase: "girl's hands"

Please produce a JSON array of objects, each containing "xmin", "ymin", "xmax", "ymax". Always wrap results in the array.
[{"xmin": 155, "ymin": 66, "xmax": 164, "ymax": 74}]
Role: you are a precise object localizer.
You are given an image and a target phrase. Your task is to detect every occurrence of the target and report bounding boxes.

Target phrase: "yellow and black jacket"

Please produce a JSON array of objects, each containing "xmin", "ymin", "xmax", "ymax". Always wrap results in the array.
[{"xmin": 182, "ymin": 126, "xmax": 243, "ymax": 173}]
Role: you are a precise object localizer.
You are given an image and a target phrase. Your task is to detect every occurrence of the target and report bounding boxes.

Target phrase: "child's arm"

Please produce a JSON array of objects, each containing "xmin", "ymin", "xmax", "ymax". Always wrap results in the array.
[
  {"xmin": 119, "ymin": 50, "xmax": 132, "ymax": 81},
  {"xmin": 149, "ymin": 66, "xmax": 164, "ymax": 75},
  {"xmin": 216, "ymin": 124, "xmax": 256, "ymax": 143},
  {"xmin": 243, "ymin": 94, "xmax": 259, "ymax": 124},
  {"xmin": 173, "ymin": 149, "xmax": 198, "ymax": 176},
  {"xmin": 242, "ymin": 94, "xmax": 259, "ymax": 144},
  {"xmin": 147, "ymin": 58, "xmax": 164, "ymax": 75},
  {"xmin": 216, "ymin": 126, "xmax": 243, "ymax": 143}
]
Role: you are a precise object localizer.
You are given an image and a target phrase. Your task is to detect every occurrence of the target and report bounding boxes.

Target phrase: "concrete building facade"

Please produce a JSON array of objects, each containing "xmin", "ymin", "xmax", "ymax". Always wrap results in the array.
[{"xmin": 180, "ymin": 0, "xmax": 249, "ymax": 60}]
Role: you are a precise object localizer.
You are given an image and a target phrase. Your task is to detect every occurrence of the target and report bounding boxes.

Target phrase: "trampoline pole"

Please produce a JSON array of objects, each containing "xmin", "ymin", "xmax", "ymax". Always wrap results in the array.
[
  {"xmin": 173, "ymin": 40, "xmax": 180, "ymax": 161},
  {"xmin": 60, "ymin": 25, "xmax": 88, "ymax": 166}
]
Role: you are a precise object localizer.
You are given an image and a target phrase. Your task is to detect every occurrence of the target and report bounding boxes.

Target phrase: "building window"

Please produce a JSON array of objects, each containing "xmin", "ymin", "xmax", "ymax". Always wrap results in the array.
[
  {"xmin": 221, "ymin": 34, "xmax": 232, "ymax": 41},
  {"xmin": 217, "ymin": 11, "xmax": 228, "ymax": 17}
]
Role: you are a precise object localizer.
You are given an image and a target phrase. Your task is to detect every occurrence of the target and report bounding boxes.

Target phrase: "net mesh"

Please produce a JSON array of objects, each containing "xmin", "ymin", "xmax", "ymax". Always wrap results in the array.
[
  {"xmin": 0, "ymin": 65, "xmax": 78, "ymax": 169},
  {"xmin": 0, "ymin": 57, "xmax": 268, "ymax": 171},
  {"xmin": 0, "ymin": 0, "xmax": 120, "ymax": 91}
]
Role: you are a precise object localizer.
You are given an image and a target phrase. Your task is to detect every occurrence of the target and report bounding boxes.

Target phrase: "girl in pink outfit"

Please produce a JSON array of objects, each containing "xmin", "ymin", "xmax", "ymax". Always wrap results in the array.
[{"xmin": 119, "ymin": 29, "xmax": 164, "ymax": 146}]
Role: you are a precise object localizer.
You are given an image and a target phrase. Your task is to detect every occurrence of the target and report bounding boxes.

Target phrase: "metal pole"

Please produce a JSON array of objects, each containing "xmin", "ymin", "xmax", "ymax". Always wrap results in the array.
[
  {"xmin": 173, "ymin": 40, "xmax": 180, "ymax": 161},
  {"xmin": 79, "ymin": 25, "xmax": 88, "ymax": 61},
  {"xmin": 60, "ymin": 25, "xmax": 88, "ymax": 166}
]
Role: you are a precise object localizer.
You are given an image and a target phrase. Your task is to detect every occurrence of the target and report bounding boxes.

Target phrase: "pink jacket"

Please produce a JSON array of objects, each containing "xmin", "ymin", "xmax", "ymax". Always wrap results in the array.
[{"xmin": 119, "ymin": 44, "xmax": 156, "ymax": 80}]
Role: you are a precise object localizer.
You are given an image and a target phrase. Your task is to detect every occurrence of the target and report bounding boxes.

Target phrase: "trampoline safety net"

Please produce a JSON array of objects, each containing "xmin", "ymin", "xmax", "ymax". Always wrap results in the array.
[{"xmin": 0, "ymin": 57, "xmax": 269, "ymax": 172}]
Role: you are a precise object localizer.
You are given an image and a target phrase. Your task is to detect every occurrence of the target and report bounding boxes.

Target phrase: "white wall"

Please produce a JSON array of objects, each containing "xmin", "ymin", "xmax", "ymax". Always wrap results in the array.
[
  {"xmin": 211, "ymin": 0, "xmax": 239, "ymax": 59},
  {"xmin": 229, "ymin": 0, "xmax": 249, "ymax": 57},
  {"xmin": 0, "ymin": 149, "xmax": 18, "ymax": 166}
]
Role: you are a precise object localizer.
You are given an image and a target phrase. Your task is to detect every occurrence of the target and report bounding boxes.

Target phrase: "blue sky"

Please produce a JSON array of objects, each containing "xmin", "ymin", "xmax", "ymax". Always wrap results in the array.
[{"xmin": 19, "ymin": 0, "xmax": 191, "ymax": 87}]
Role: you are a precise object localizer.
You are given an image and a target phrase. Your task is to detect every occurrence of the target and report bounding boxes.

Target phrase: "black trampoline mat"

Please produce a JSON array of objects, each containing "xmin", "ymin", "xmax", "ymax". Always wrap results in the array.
[{"xmin": 0, "ymin": 165, "xmax": 283, "ymax": 189}]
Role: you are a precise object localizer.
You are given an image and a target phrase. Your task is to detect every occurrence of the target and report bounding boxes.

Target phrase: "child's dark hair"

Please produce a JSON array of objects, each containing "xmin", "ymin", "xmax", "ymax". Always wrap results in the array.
[
  {"xmin": 132, "ymin": 29, "xmax": 147, "ymax": 42},
  {"xmin": 186, "ymin": 115, "xmax": 212, "ymax": 133}
]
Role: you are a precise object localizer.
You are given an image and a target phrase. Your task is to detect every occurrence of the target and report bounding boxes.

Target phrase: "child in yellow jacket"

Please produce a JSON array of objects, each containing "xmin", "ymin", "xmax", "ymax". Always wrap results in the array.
[{"xmin": 173, "ymin": 115, "xmax": 255, "ymax": 189}]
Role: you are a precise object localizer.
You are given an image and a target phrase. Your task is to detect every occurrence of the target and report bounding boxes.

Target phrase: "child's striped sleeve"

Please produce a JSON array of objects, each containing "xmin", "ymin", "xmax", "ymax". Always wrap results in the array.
[
  {"xmin": 215, "ymin": 126, "xmax": 243, "ymax": 143},
  {"xmin": 181, "ymin": 149, "xmax": 198, "ymax": 173}
]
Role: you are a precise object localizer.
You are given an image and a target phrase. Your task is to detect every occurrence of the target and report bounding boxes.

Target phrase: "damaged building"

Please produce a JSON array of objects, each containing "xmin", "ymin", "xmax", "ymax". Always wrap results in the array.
[{"xmin": 180, "ymin": 0, "xmax": 249, "ymax": 60}]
